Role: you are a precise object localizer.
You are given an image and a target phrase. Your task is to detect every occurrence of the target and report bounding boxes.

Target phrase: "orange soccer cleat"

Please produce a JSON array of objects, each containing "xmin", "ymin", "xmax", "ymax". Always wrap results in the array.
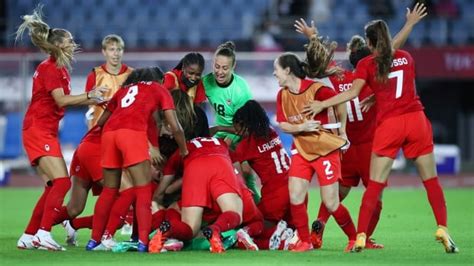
[
  {"xmin": 310, "ymin": 219, "xmax": 325, "ymax": 249},
  {"xmin": 435, "ymin": 226, "xmax": 459, "ymax": 253},
  {"xmin": 203, "ymin": 227, "xmax": 225, "ymax": 253},
  {"xmin": 353, "ymin": 233, "xmax": 367, "ymax": 252},
  {"xmin": 365, "ymin": 238, "xmax": 384, "ymax": 249},
  {"xmin": 344, "ymin": 240, "xmax": 356, "ymax": 253},
  {"xmin": 149, "ymin": 221, "xmax": 171, "ymax": 254},
  {"xmin": 289, "ymin": 240, "xmax": 314, "ymax": 252}
]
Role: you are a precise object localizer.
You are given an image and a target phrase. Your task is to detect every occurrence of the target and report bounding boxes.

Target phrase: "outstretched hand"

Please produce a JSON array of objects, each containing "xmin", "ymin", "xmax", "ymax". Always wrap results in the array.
[
  {"xmin": 88, "ymin": 86, "xmax": 109, "ymax": 103},
  {"xmin": 360, "ymin": 94, "xmax": 376, "ymax": 112},
  {"xmin": 294, "ymin": 18, "xmax": 317, "ymax": 39},
  {"xmin": 302, "ymin": 100, "xmax": 325, "ymax": 118},
  {"xmin": 406, "ymin": 2, "xmax": 428, "ymax": 26}
]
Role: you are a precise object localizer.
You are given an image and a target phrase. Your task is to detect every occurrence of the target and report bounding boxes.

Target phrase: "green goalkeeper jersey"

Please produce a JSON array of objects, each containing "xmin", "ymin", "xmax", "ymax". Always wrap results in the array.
[{"xmin": 202, "ymin": 73, "xmax": 252, "ymax": 145}]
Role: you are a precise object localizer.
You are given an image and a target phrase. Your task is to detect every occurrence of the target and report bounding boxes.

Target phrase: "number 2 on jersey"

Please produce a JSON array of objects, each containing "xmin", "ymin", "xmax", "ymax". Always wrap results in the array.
[
  {"xmin": 271, "ymin": 148, "xmax": 290, "ymax": 174},
  {"xmin": 121, "ymin": 85, "xmax": 138, "ymax": 108}
]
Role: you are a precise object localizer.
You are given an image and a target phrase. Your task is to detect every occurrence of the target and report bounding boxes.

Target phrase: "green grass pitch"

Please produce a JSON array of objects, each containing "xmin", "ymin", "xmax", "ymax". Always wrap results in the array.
[{"xmin": 1, "ymin": 187, "xmax": 472, "ymax": 265}]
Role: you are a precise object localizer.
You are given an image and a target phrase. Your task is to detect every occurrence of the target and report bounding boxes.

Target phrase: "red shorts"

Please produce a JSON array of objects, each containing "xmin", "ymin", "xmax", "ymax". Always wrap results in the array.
[
  {"xmin": 340, "ymin": 141, "xmax": 372, "ymax": 188},
  {"xmin": 70, "ymin": 141, "xmax": 102, "ymax": 183},
  {"xmin": 258, "ymin": 183, "xmax": 290, "ymax": 223},
  {"xmin": 22, "ymin": 127, "xmax": 63, "ymax": 166},
  {"xmin": 373, "ymin": 111, "xmax": 434, "ymax": 159},
  {"xmin": 101, "ymin": 129, "xmax": 150, "ymax": 168},
  {"xmin": 288, "ymin": 150, "xmax": 341, "ymax": 186},
  {"xmin": 181, "ymin": 156, "xmax": 240, "ymax": 209}
]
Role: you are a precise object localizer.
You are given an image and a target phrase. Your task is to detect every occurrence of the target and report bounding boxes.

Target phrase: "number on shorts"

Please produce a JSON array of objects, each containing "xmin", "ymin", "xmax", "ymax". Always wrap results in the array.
[
  {"xmin": 322, "ymin": 160, "xmax": 333, "ymax": 177},
  {"xmin": 271, "ymin": 148, "xmax": 290, "ymax": 174},
  {"xmin": 346, "ymin": 97, "xmax": 364, "ymax": 122},
  {"xmin": 388, "ymin": 70, "xmax": 404, "ymax": 99},
  {"xmin": 191, "ymin": 137, "xmax": 221, "ymax": 148},
  {"xmin": 121, "ymin": 85, "xmax": 138, "ymax": 108}
]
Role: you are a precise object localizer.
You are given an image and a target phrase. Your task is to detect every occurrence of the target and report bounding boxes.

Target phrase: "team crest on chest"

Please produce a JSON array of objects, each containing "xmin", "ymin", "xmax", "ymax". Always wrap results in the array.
[
  {"xmin": 44, "ymin": 144, "xmax": 50, "ymax": 151},
  {"xmin": 226, "ymin": 99, "xmax": 232, "ymax": 105}
]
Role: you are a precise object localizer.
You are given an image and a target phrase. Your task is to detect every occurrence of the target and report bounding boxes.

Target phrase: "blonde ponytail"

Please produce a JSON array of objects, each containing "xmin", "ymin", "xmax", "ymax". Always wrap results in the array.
[
  {"xmin": 303, "ymin": 35, "xmax": 341, "ymax": 79},
  {"xmin": 15, "ymin": 5, "xmax": 77, "ymax": 68}
]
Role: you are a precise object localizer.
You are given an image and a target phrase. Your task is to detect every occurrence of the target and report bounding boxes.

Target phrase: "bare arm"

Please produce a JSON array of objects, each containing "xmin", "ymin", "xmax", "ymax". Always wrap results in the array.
[
  {"xmin": 392, "ymin": 3, "xmax": 427, "ymax": 49},
  {"xmin": 96, "ymin": 109, "xmax": 112, "ymax": 127},
  {"xmin": 153, "ymin": 174, "xmax": 175, "ymax": 206},
  {"xmin": 302, "ymin": 79, "xmax": 366, "ymax": 117},
  {"xmin": 336, "ymin": 103, "xmax": 347, "ymax": 136},
  {"xmin": 51, "ymin": 87, "xmax": 107, "ymax": 108},
  {"xmin": 163, "ymin": 109, "xmax": 189, "ymax": 157},
  {"xmin": 278, "ymin": 120, "xmax": 321, "ymax": 134}
]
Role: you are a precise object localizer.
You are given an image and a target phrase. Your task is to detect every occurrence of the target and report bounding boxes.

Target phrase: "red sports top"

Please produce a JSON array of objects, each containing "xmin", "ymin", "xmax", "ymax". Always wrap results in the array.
[
  {"xmin": 354, "ymin": 49, "xmax": 424, "ymax": 124},
  {"xmin": 231, "ymin": 128, "xmax": 289, "ymax": 193},
  {"xmin": 329, "ymin": 70, "xmax": 376, "ymax": 144},
  {"xmin": 23, "ymin": 56, "xmax": 71, "ymax": 133},
  {"xmin": 163, "ymin": 69, "xmax": 206, "ymax": 104},
  {"xmin": 104, "ymin": 81, "xmax": 175, "ymax": 133}
]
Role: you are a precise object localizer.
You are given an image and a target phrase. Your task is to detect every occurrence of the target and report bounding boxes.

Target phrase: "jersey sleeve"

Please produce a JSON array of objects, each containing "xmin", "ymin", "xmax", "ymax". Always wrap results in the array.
[
  {"xmin": 193, "ymin": 82, "xmax": 207, "ymax": 104},
  {"xmin": 162, "ymin": 150, "xmax": 182, "ymax": 176},
  {"xmin": 43, "ymin": 66, "xmax": 65, "ymax": 93},
  {"xmin": 163, "ymin": 72, "xmax": 178, "ymax": 90},
  {"xmin": 275, "ymin": 90, "xmax": 287, "ymax": 122},
  {"xmin": 85, "ymin": 70, "xmax": 96, "ymax": 92},
  {"xmin": 315, "ymin": 86, "xmax": 337, "ymax": 101},
  {"xmin": 354, "ymin": 58, "xmax": 370, "ymax": 82},
  {"xmin": 156, "ymin": 85, "xmax": 176, "ymax": 110}
]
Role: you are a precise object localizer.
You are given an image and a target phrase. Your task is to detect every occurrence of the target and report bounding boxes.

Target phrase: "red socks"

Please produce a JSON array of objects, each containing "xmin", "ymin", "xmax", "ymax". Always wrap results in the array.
[
  {"xmin": 209, "ymin": 211, "xmax": 241, "ymax": 233},
  {"xmin": 151, "ymin": 210, "xmax": 166, "ymax": 231},
  {"xmin": 71, "ymin": 215, "xmax": 93, "ymax": 229},
  {"xmin": 91, "ymin": 187, "xmax": 118, "ymax": 242},
  {"xmin": 316, "ymin": 202, "xmax": 331, "ymax": 225},
  {"xmin": 24, "ymin": 185, "xmax": 52, "ymax": 235},
  {"xmin": 331, "ymin": 204, "xmax": 356, "ymax": 240},
  {"xmin": 357, "ymin": 180, "xmax": 385, "ymax": 234},
  {"xmin": 39, "ymin": 177, "xmax": 71, "ymax": 232},
  {"xmin": 367, "ymin": 200, "xmax": 382, "ymax": 237},
  {"xmin": 423, "ymin": 177, "xmax": 447, "ymax": 227},
  {"xmin": 290, "ymin": 202, "xmax": 310, "ymax": 242},
  {"xmin": 53, "ymin": 206, "xmax": 71, "ymax": 226},
  {"xmin": 135, "ymin": 183, "xmax": 152, "ymax": 245},
  {"xmin": 168, "ymin": 220, "xmax": 194, "ymax": 241},
  {"xmin": 104, "ymin": 187, "xmax": 135, "ymax": 236}
]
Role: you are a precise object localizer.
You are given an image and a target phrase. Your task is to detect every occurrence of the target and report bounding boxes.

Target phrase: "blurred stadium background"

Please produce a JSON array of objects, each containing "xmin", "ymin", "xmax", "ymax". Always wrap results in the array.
[{"xmin": 0, "ymin": 0, "xmax": 473, "ymax": 186}]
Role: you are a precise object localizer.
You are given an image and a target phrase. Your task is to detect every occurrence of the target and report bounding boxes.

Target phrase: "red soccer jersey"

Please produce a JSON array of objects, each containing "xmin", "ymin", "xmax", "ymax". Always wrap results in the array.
[
  {"xmin": 354, "ymin": 49, "xmax": 424, "ymax": 124},
  {"xmin": 104, "ymin": 81, "xmax": 175, "ymax": 133},
  {"xmin": 231, "ymin": 129, "xmax": 289, "ymax": 193},
  {"xmin": 276, "ymin": 79, "xmax": 337, "ymax": 125},
  {"xmin": 81, "ymin": 125, "xmax": 102, "ymax": 144},
  {"xmin": 147, "ymin": 116, "xmax": 159, "ymax": 147},
  {"xmin": 163, "ymin": 137, "xmax": 231, "ymax": 175},
  {"xmin": 23, "ymin": 57, "xmax": 71, "ymax": 133},
  {"xmin": 163, "ymin": 69, "xmax": 206, "ymax": 104},
  {"xmin": 329, "ymin": 70, "xmax": 376, "ymax": 144}
]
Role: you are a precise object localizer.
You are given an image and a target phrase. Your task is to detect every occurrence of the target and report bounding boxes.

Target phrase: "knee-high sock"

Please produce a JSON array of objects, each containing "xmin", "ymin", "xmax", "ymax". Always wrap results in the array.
[
  {"xmin": 104, "ymin": 187, "xmax": 135, "ymax": 236},
  {"xmin": 423, "ymin": 177, "xmax": 447, "ymax": 227},
  {"xmin": 151, "ymin": 209, "xmax": 166, "ymax": 231},
  {"xmin": 331, "ymin": 204, "xmax": 356, "ymax": 240},
  {"xmin": 135, "ymin": 183, "xmax": 152, "ymax": 245},
  {"xmin": 209, "ymin": 211, "xmax": 241, "ymax": 234},
  {"xmin": 243, "ymin": 219, "xmax": 264, "ymax": 237},
  {"xmin": 53, "ymin": 206, "xmax": 71, "ymax": 226},
  {"xmin": 367, "ymin": 200, "xmax": 382, "ymax": 237},
  {"xmin": 168, "ymin": 219, "xmax": 194, "ymax": 241},
  {"xmin": 165, "ymin": 208, "xmax": 181, "ymax": 222},
  {"xmin": 24, "ymin": 185, "xmax": 52, "ymax": 235},
  {"xmin": 316, "ymin": 203, "xmax": 331, "ymax": 224},
  {"xmin": 71, "ymin": 215, "xmax": 93, "ymax": 229},
  {"xmin": 91, "ymin": 187, "xmax": 118, "ymax": 242},
  {"xmin": 357, "ymin": 180, "xmax": 385, "ymax": 234},
  {"xmin": 39, "ymin": 177, "xmax": 71, "ymax": 232},
  {"xmin": 290, "ymin": 202, "xmax": 310, "ymax": 242}
]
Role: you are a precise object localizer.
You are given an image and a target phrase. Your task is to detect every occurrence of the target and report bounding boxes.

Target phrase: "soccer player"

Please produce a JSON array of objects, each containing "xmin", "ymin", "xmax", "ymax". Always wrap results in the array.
[
  {"xmin": 301, "ymin": 4, "xmax": 428, "ymax": 249},
  {"xmin": 201, "ymin": 41, "xmax": 259, "ymax": 202},
  {"xmin": 303, "ymin": 8, "xmax": 459, "ymax": 254},
  {"xmin": 86, "ymin": 67, "xmax": 188, "ymax": 252},
  {"xmin": 149, "ymin": 137, "xmax": 244, "ymax": 254},
  {"xmin": 274, "ymin": 35, "xmax": 357, "ymax": 252},
  {"xmin": 163, "ymin": 52, "xmax": 207, "ymax": 104},
  {"xmin": 15, "ymin": 6, "xmax": 106, "ymax": 251},
  {"xmin": 85, "ymin": 34, "xmax": 133, "ymax": 129}
]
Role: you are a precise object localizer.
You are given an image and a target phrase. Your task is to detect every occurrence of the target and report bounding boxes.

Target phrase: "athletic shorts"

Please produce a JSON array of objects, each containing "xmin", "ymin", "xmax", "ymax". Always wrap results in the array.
[
  {"xmin": 258, "ymin": 183, "xmax": 290, "ymax": 223},
  {"xmin": 101, "ymin": 129, "xmax": 149, "ymax": 168},
  {"xmin": 22, "ymin": 127, "xmax": 63, "ymax": 166},
  {"xmin": 181, "ymin": 156, "xmax": 240, "ymax": 209},
  {"xmin": 340, "ymin": 141, "xmax": 372, "ymax": 188},
  {"xmin": 373, "ymin": 111, "xmax": 434, "ymax": 159},
  {"xmin": 70, "ymin": 141, "xmax": 102, "ymax": 183},
  {"xmin": 288, "ymin": 150, "xmax": 341, "ymax": 186}
]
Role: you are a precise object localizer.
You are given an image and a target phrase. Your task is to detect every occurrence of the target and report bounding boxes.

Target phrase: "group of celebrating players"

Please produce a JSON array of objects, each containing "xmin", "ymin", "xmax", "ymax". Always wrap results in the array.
[{"xmin": 14, "ymin": 2, "xmax": 459, "ymax": 255}]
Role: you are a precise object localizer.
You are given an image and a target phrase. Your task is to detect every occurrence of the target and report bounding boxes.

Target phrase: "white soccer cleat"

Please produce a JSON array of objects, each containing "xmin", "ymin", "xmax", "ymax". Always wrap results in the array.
[
  {"xmin": 100, "ymin": 234, "xmax": 117, "ymax": 251},
  {"xmin": 237, "ymin": 229, "xmax": 259, "ymax": 251},
  {"xmin": 269, "ymin": 220, "xmax": 288, "ymax": 250},
  {"xmin": 284, "ymin": 229, "xmax": 299, "ymax": 251},
  {"xmin": 17, "ymin": 233, "xmax": 35, "ymax": 249},
  {"xmin": 62, "ymin": 220, "xmax": 77, "ymax": 246},
  {"xmin": 163, "ymin": 238, "xmax": 184, "ymax": 252},
  {"xmin": 120, "ymin": 222, "xmax": 133, "ymax": 235},
  {"xmin": 32, "ymin": 229, "xmax": 66, "ymax": 251}
]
